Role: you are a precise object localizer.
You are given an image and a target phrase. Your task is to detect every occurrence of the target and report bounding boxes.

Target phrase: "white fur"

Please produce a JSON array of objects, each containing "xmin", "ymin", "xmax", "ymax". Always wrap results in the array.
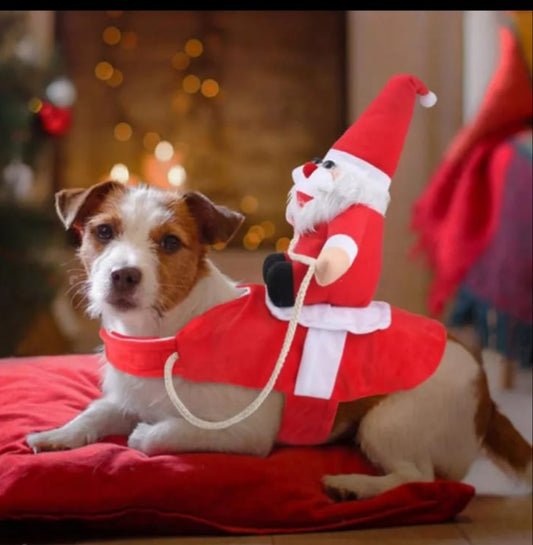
[
  {"xmin": 287, "ymin": 167, "xmax": 390, "ymax": 234},
  {"xmin": 27, "ymin": 186, "xmax": 284, "ymax": 457}
]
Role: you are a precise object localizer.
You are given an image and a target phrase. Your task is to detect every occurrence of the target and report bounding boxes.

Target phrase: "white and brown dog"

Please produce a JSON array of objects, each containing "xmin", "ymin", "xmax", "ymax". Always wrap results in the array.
[{"xmin": 26, "ymin": 180, "xmax": 532, "ymax": 500}]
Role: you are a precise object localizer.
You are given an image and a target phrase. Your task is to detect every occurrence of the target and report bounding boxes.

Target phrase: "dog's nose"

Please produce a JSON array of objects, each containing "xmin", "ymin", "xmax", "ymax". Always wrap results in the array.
[{"xmin": 111, "ymin": 267, "xmax": 142, "ymax": 292}]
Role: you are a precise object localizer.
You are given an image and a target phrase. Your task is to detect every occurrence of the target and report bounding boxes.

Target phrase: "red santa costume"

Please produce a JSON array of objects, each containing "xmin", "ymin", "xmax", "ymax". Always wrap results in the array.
[
  {"xmin": 266, "ymin": 74, "xmax": 437, "ymax": 316},
  {"xmin": 99, "ymin": 75, "xmax": 445, "ymax": 446},
  {"xmin": 101, "ymin": 283, "xmax": 446, "ymax": 445}
]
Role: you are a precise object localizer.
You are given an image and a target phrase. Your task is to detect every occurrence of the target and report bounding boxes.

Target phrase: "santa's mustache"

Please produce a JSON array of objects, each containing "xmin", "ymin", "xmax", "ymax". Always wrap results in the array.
[{"xmin": 292, "ymin": 165, "xmax": 335, "ymax": 194}]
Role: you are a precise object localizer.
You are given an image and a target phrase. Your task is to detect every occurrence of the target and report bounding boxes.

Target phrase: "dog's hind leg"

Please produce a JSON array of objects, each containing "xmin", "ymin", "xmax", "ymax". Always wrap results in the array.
[{"xmin": 323, "ymin": 459, "xmax": 434, "ymax": 500}]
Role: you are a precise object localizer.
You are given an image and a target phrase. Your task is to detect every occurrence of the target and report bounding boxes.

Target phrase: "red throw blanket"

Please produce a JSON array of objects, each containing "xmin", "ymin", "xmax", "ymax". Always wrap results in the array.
[{"xmin": 411, "ymin": 12, "xmax": 533, "ymax": 316}]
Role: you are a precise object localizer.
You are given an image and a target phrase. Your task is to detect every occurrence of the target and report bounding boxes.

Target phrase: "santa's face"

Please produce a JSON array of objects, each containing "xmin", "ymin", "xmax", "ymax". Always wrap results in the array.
[{"xmin": 286, "ymin": 157, "xmax": 341, "ymax": 227}]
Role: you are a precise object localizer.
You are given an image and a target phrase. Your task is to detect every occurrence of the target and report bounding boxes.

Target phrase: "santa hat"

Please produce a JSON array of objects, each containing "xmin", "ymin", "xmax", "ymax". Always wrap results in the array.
[{"xmin": 324, "ymin": 74, "xmax": 437, "ymax": 191}]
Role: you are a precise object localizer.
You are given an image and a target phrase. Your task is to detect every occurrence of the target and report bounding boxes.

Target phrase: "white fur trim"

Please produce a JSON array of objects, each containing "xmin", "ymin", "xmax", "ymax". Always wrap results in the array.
[
  {"xmin": 324, "ymin": 149, "xmax": 391, "ymax": 192},
  {"xmin": 323, "ymin": 234, "xmax": 358, "ymax": 266},
  {"xmin": 286, "ymin": 171, "xmax": 390, "ymax": 234},
  {"xmin": 419, "ymin": 91, "xmax": 437, "ymax": 108},
  {"xmin": 265, "ymin": 293, "xmax": 391, "ymax": 334},
  {"xmin": 294, "ymin": 328, "xmax": 347, "ymax": 399}
]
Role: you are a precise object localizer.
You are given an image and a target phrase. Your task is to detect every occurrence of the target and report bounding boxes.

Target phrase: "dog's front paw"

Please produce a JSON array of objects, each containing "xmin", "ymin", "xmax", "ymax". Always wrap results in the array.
[
  {"xmin": 127, "ymin": 422, "xmax": 159, "ymax": 455},
  {"xmin": 26, "ymin": 427, "xmax": 94, "ymax": 453},
  {"xmin": 128, "ymin": 421, "xmax": 181, "ymax": 456},
  {"xmin": 322, "ymin": 474, "xmax": 360, "ymax": 502}
]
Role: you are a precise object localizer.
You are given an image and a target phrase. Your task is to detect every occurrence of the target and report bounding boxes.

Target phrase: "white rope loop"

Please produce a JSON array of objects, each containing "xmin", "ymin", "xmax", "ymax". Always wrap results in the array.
[{"xmin": 164, "ymin": 238, "xmax": 315, "ymax": 430}]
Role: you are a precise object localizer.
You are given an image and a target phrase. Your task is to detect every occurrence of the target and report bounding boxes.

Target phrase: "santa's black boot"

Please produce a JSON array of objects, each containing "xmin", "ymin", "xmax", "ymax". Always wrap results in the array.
[
  {"xmin": 262, "ymin": 252, "xmax": 287, "ymax": 283},
  {"xmin": 265, "ymin": 261, "xmax": 295, "ymax": 307}
]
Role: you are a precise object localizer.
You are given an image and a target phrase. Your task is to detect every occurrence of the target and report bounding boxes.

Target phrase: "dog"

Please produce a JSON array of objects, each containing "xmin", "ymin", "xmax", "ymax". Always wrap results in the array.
[{"xmin": 26, "ymin": 180, "xmax": 532, "ymax": 500}]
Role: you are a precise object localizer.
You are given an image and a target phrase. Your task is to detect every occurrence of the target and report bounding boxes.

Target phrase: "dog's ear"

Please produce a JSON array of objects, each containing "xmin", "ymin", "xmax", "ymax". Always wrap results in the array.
[
  {"xmin": 183, "ymin": 191, "xmax": 245, "ymax": 245},
  {"xmin": 55, "ymin": 180, "xmax": 125, "ymax": 230}
]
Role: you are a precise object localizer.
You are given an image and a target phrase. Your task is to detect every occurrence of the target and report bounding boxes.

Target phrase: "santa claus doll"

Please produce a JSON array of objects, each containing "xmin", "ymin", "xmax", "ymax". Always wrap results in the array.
[{"xmin": 264, "ymin": 74, "xmax": 437, "ymax": 313}]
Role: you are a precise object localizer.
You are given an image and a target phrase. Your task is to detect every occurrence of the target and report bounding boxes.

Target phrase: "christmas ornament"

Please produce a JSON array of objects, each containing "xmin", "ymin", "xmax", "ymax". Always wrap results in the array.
[
  {"xmin": 2, "ymin": 159, "xmax": 34, "ymax": 200},
  {"xmin": 38, "ymin": 102, "xmax": 72, "ymax": 136},
  {"xmin": 45, "ymin": 77, "xmax": 77, "ymax": 108}
]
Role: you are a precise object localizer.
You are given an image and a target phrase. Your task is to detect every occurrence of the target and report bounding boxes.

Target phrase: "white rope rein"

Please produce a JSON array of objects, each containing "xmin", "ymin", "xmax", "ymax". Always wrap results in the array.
[{"xmin": 164, "ymin": 239, "xmax": 315, "ymax": 430}]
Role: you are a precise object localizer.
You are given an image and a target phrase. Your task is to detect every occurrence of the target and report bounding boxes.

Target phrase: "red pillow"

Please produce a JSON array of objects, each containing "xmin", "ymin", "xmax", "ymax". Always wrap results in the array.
[{"xmin": 0, "ymin": 354, "xmax": 475, "ymax": 537}]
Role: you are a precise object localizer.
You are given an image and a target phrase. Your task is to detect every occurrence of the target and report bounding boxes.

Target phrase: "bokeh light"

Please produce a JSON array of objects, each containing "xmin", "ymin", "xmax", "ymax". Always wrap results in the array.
[
  {"xmin": 95, "ymin": 61, "xmax": 114, "ymax": 81},
  {"xmin": 103, "ymin": 26, "xmax": 121, "ymax": 46},
  {"xmin": 168, "ymin": 165, "xmax": 187, "ymax": 187},
  {"xmin": 184, "ymin": 38, "xmax": 203, "ymax": 57},
  {"xmin": 182, "ymin": 74, "xmax": 201, "ymax": 94},
  {"xmin": 143, "ymin": 131, "xmax": 160, "ymax": 152},
  {"xmin": 240, "ymin": 195, "xmax": 259, "ymax": 214},
  {"xmin": 171, "ymin": 51, "xmax": 190, "ymax": 70},
  {"xmin": 106, "ymin": 68, "xmax": 123, "ymax": 87},
  {"xmin": 275, "ymin": 237, "xmax": 291, "ymax": 252},
  {"xmin": 114, "ymin": 122, "xmax": 132, "ymax": 142},
  {"xmin": 109, "ymin": 163, "xmax": 130, "ymax": 184},
  {"xmin": 154, "ymin": 141, "xmax": 174, "ymax": 161},
  {"xmin": 201, "ymin": 78, "xmax": 220, "ymax": 98},
  {"xmin": 28, "ymin": 97, "xmax": 42, "ymax": 113},
  {"xmin": 260, "ymin": 220, "xmax": 276, "ymax": 238}
]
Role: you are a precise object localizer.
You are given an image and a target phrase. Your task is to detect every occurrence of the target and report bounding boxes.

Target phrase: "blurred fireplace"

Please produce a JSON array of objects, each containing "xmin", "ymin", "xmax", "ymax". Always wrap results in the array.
[{"xmin": 55, "ymin": 10, "xmax": 346, "ymax": 250}]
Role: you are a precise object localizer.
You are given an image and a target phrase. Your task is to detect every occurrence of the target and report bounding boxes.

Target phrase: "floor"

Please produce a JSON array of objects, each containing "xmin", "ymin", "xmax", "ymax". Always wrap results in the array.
[{"xmin": 13, "ymin": 250, "xmax": 532, "ymax": 545}]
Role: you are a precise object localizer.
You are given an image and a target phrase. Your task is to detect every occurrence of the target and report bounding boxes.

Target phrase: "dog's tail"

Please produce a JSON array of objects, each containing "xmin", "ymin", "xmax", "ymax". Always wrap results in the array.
[{"xmin": 482, "ymin": 401, "xmax": 532, "ymax": 489}]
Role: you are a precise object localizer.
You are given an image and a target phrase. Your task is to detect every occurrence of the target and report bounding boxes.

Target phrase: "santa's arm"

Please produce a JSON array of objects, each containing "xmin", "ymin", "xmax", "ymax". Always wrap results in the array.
[{"xmin": 314, "ymin": 204, "xmax": 368, "ymax": 286}]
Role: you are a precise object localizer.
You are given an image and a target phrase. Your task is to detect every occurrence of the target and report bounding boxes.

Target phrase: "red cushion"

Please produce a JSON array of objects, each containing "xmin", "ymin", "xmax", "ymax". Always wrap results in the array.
[{"xmin": 0, "ymin": 354, "xmax": 475, "ymax": 536}]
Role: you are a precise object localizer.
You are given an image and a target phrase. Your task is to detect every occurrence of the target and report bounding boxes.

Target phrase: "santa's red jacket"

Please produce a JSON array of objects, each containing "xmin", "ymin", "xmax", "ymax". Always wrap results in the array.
[
  {"xmin": 101, "ymin": 284, "xmax": 446, "ymax": 446},
  {"xmin": 289, "ymin": 203, "xmax": 384, "ymax": 307}
]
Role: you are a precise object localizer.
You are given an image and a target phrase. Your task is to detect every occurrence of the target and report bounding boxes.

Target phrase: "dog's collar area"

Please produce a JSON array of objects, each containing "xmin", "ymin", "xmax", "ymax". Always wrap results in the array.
[
  {"xmin": 100, "ymin": 329, "xmax": 179, "ymax": 377},
  {"xmin": 101, "ymin": 285, "xmax": 253, "ymax": 377}
]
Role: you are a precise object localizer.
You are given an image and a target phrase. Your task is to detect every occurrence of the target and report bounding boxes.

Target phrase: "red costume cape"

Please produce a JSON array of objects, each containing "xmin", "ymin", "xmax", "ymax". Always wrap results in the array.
[{"xmin": 101, "ymin": 284, "xmax": 446, "ymax": 445}]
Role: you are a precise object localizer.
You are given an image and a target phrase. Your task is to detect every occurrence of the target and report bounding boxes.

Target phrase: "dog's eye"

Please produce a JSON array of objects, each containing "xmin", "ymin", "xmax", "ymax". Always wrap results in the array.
[
  {"xmin": 96, "ymin": 224, "xmax": 114, "ymax": 243},
  {"xmin": 160, "ymin": 234, "xmax": 182, "ymax": 254}
]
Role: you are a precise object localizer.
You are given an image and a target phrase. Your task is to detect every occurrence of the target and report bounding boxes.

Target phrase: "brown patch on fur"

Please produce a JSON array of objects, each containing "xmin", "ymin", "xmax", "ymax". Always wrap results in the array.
[
  {"xmin": 447, "ymin": 332, "xmax": 532, "ymax": 475},
  {"xmin": 329, "ymin": 395, "xmax": 385, "ymax": 442},
  {"xmin": 150, "ymin": 191, "xmax": 244, "ymax": 312},
  {"xmin": 55, "ymin": 180, "xmax": 126, "ymax": 232},
  {"xmin": 483, "ymin": 406, "xmax": 533, "ymax": 473},
  {"xmin": 447, "ymin": 331, "xmax": 493, "ymax": 441},
  {"xmin": 152, "ymin": 197, "xmax": 209, "ymax": 313},
  {"xmin": 77, "ymin": 189, "xmax": 127, "ymax": 272}
]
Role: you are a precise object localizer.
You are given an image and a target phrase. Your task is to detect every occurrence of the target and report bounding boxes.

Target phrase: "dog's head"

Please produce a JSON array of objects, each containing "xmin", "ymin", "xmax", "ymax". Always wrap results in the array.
[{"xmin": 55, "ymin": 181, "xmax": 244, "ymax": 333}]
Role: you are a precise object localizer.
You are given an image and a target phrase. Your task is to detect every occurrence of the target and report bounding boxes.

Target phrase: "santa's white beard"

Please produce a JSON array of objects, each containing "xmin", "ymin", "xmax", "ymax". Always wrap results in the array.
[{"xmin": 287, "ymin": 170, "xmax": 390, "ymax": 235}]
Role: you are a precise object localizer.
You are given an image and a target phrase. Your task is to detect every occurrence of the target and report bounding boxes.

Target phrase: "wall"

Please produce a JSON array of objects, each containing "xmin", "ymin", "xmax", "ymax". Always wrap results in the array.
[{"xmin": 346, "ymin": 11, "xmax": 464, "ymax": 314}]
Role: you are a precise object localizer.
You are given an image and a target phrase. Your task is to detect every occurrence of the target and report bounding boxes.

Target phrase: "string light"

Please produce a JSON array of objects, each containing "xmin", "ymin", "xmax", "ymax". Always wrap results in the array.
[
  {"xmin": 201, "ymin": 78, "xmax": 220, "ymax": 98},
  {"xmin": 154, "ymin": 141, "xmax": 174, "ymax": 161},
  {"xmin": 28, "ymin": 97, "xmax": 42, "ymax": 113},
  {"xmin": 276, "ymin": 237, "xmax": 291, "ymax": 252},
  {"xmin": 182, "ymin": 74, "xmax": 201, "ymax": 94},
  {"xmin": 114, "ymin": 122, "xmax": 132, "ymax": 142},
  {"xmin": 240, "ymin": 195, "xmax": 258, "ymax": 214},
  {"xmin": 102, "ymin": 26, "xmax": 121, "ymax": 46},
  {"xmin": 184, "ymin": 38, "xmax": 203, "ymax": 57},
  {"xmin": 94, "ymin": 61, "xmax": 114, "ymax": 81},
  {"xmin": 94, "ymin": 13, "xmax": 284, "ymax": 251},
  {"xmin": 168, "ymin": 164, "xmax": 186, "ymax": 187},
  {"xmin": 110, "ymin": 163, "xmax": 130, "ymax": 183},
  {"xmin": 143, "ymin": 131, "xmax": 160, "ymax": 152}
]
